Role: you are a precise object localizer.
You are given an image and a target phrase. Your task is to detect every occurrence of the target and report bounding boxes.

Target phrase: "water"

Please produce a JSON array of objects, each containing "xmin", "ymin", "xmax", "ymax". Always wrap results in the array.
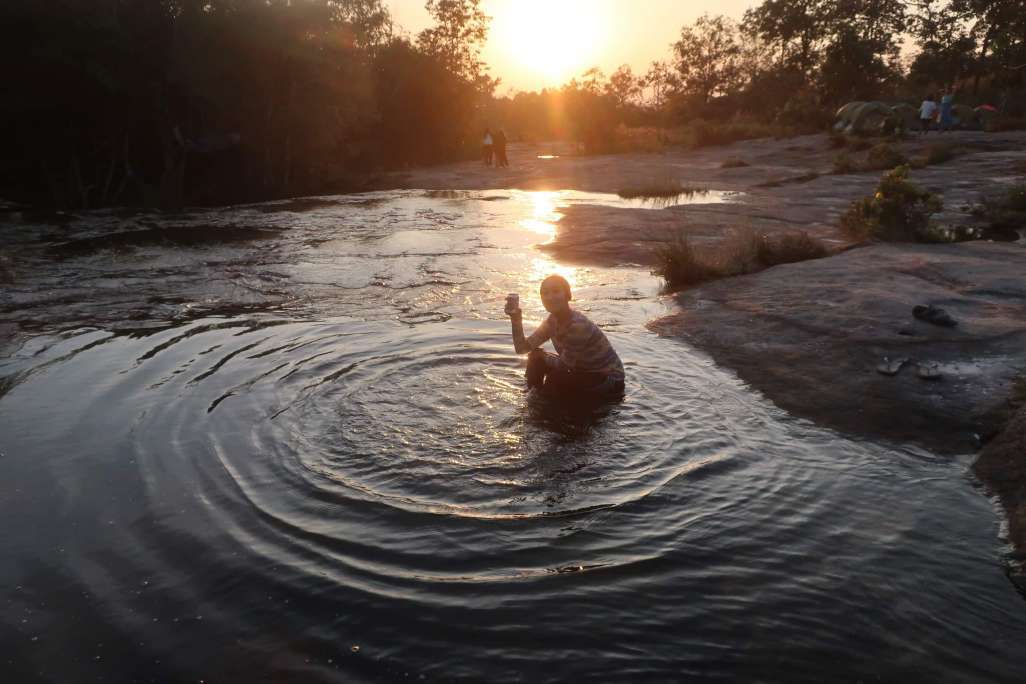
[{"xmin": 1, "ymin": 189, "xmax": 1024, "ymax": 682}]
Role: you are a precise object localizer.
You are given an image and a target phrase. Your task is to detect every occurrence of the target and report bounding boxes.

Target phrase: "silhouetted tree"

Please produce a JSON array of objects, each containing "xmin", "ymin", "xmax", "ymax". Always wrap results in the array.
[
  {"xmin": 605, "ymin": 65, "xmax": 642, "ymax": 108},
  {"xmin": 672, "ymin": 15, "xmax": 745, "ymax": 105},
  {"xmin": 416, "ymin": 0, "xmax": 496, "ymax": 92}
]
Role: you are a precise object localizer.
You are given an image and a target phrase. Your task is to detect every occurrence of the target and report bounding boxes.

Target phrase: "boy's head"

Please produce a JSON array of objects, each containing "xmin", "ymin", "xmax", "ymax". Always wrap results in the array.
[{"xmin": 539, "ymin": 274, "xmax": 572, "ymax": 314}]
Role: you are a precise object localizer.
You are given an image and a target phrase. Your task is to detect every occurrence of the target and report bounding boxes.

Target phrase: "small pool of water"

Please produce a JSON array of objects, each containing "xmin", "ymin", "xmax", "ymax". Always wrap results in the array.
[{"xmin": 0, "ymin": 189, "xmax": 1023, "ymax": 682}]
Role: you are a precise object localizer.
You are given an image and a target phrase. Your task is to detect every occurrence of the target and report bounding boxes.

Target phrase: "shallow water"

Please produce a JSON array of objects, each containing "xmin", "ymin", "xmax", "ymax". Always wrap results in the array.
[{"xmin": 1, "ymin": 190, "xmax": 1024, "ymax": 682}]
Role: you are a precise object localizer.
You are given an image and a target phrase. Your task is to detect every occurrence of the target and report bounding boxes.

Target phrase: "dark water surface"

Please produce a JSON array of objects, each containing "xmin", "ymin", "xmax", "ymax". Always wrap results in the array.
[{"xmin": 1, "ymin": 190, "xmax": 1024, "ymax": 682}]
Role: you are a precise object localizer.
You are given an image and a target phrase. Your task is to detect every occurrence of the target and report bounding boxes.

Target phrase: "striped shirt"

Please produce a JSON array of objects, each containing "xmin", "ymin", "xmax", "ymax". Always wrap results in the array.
[{"xmin": 527, "ymin": 310, "xmax": 624, "ymax": 381}]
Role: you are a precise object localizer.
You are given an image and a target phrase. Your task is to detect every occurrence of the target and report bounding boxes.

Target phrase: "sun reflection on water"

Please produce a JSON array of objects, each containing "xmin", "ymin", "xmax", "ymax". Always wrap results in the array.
[{"xmin": 518, "ymin": 190, "xmax": 561, "ymax": 242}]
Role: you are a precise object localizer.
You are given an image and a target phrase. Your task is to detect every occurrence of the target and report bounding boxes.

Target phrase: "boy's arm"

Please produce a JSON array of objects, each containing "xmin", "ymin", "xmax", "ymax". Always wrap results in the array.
[
  {"xmin": 510, "ymin": 311, "xmax": 531, "ymax": 354},
  {"xmin": 509, "ymin": 311, "xmax": 548, "ymax": 354}
]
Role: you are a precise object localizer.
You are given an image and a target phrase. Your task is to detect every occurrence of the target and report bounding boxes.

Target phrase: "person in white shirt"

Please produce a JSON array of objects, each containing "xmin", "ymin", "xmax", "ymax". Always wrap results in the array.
[
  {"xmin": 482, "ymin": 128, "xmax": 494, "ymax": 166},
  {"xmin": 919, "ymin": 95, "xmax": 938, "ymax": 134}
]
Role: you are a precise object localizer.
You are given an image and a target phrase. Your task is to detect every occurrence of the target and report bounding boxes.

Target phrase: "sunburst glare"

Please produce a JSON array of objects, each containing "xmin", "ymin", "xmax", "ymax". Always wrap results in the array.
[{"xmin": 492, "ymin": 0, "xmax": 607, "ymax": 85}]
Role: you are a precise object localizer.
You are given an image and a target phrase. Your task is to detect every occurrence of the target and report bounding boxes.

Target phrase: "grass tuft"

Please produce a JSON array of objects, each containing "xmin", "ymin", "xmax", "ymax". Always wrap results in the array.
[
  {"xmin": 924, "ymin": 143, "xmax": 957, "ymax": 165},
  {"xmin": 970, "ymin": 182, "xmax": 1026, "ymax": 234},
  {"xmin": 654, "ymin": 228, "xmax": 830, "ymax": 290},
  {"xmin": 864, "ymin": 142, "xmax": 907, "ymax": 171},
  {"xmin": 618, "ymin": 178, "xmax": 692, "ymax": 199},
  {"xmin": 652, "ymin": 233, "xmax": 715, "ymax": 287}
]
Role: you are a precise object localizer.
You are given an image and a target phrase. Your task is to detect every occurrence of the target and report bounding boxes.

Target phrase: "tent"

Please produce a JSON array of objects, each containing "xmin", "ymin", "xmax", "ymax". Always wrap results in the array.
[
  {"xmin": 848, "ymin": 101, "xmax": 894, "ymax": 134},
  {"xmin": 890, "ymin": 103, "xmax": 919, "ymax": 132},
  {"xmin": 833, "ymin": 101, "xmax": 865, "ymax": 131}
]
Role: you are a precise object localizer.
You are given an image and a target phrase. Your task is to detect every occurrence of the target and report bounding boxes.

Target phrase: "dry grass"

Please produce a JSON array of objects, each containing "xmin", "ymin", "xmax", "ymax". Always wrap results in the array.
[
  {"xmin": 654, "ymin": 227, "xmax": 830, "ymax": 290},
  {"xmin": 972, "ymin": 182, "xmax": 1026, "ymax": 233},
  {"xmin": 924, "ymin": 142, "xmax": 957, "ymax": 165},
  {"xmin": 833, "ymin": 142, "xmax": 907, "ymax": 174},
  {"xmin": 618, "ymin": 178, "xmax": 687, "ymax": 199},
  {"xmin": 721, "ymin": 157, "xmax": 750, "ymax": 168},
  {"xmin": 833, "ymin": 152, "xmax": 857, "ymax": 174},
  {"xmin": 1013, "ymin": 376, "xmax": 1026, "ymax": 407},
  {"xmin": 986, "ymin": 116, "xmax": 1026, "ymax": 132},
  {"xmin": 864, "ymin": 142, "xmax": 907, "ymax": 171},
  {"xmin": 604, "ymin": 126, "xmax": 693, "ymax": 154},
  {"xmin": 687, "ymin": 119, "xmax": 795, "ymax": 149},
  {"xmin": 758, "ymin": 231, "xmax": 830, "ymax": 265},
  {"xmin": 0, "ymin": 253, "xmax": 13, "ymax": 284},
  {"xmin": 652, "ymin": 233, "xmax": 716, "ymax": 287}
]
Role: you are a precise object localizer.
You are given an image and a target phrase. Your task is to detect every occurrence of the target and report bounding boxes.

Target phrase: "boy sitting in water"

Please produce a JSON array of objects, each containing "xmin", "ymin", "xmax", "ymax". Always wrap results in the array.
[{"xmin": 506, "ymin": 275, "xmax": 625, "ymax": 397}]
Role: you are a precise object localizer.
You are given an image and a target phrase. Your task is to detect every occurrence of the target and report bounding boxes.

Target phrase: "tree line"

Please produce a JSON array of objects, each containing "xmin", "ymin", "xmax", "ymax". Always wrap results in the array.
[
  {"xmin": 1, "ymin": 1, "xmax": 1023, "ymax": 209},
  {"xmin": 494, "ymin": 0, "xmax": 1024, "ymax": 148},
  {"xmin": 0, "ymin": 0, "xmax": 494, "ymax": 209}
]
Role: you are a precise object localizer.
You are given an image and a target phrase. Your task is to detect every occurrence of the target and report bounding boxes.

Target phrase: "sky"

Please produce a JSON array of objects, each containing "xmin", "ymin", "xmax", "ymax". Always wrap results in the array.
[{"xmin": 388, "ymin": 0, "xmax": 759, "ymax": 94}]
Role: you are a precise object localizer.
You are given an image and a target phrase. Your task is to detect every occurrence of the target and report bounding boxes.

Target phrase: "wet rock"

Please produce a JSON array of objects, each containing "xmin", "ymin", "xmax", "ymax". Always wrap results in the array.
[
  {"xmin": 649, "ymin": 241, "xmax": 1026, "ymax": 456},
  {"xmin": 973, "ymin": 406, "xmax": 1026, "ymax": 557}
]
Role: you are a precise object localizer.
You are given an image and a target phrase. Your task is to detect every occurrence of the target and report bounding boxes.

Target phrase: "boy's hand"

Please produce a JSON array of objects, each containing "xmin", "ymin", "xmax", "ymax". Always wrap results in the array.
[{"xmin": 505, "ymin": 306, "xmax": 522, "ymax": 318}]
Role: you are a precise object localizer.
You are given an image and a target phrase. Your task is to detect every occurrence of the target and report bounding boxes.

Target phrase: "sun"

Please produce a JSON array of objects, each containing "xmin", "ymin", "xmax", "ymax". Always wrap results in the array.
[{"xmin": 491, "ymin": 0, "xmax": 608, "ymax": 87}]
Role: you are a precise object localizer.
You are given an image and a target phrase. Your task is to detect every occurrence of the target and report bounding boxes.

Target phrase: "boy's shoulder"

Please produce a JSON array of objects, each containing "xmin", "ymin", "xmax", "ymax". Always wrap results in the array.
[{"xmin": 567, "ymin": 309, "xmax": 601, "ymax": 329}]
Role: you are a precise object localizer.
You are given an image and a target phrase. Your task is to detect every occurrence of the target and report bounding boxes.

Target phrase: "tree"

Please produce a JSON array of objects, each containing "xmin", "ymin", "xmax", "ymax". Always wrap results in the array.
[
  {"xmin": 672, "ymin": 15, "xmax": 745, "ymax": 105},
  {"xmin": 416, "ymin": 0, "xmax": 495, "ymax": 92},
  {"xmin": 329, "ymin": 0, "xmax": 393, "ymax": 48},
  {"xmin": 742, "ymin": 0, "xmax": 828, "ymax": 76},
  {"xmin": 642, "ymin": 61, "xmax": 677, "ymax": 108},
  {"xmin": 817, "ymin": 26, "xmax": 898, "ymax": 103},
  {"xmin": 605, "ymin": 65, "xmax": 641, "ymax": 108}
]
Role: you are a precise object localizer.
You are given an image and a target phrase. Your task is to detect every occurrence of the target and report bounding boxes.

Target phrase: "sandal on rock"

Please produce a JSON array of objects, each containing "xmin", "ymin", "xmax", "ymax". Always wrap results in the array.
[
  {"xmin": 913, "ymin": 304, "xmax": 957, "ymax": 327},
  {"xmin": 917, "ymin": 361, "xmax": 943, "ymax": 381},
  {"xmin": 876, "ymin": 356, "xmax": 910, "ymax": 376}
]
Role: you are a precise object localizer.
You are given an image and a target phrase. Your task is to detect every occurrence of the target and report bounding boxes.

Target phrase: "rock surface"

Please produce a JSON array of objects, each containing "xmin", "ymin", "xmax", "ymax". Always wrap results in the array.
[
  {"xmin": 648, "ymin": 241, "xmax": 1026, "ymax": 456},
  {"xmin": 397, "ymin": 131, "xmax": 1026, "ymax": 554}
]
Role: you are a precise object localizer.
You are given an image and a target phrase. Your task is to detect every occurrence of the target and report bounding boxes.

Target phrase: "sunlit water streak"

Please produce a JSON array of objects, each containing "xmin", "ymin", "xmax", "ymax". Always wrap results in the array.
[{"xmin": 0, "ymin": 190, "xmax": 1024, "ymax": 682}]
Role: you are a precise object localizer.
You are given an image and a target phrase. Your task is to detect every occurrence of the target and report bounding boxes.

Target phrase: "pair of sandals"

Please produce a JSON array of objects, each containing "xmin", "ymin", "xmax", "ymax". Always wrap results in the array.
[{"xmin": 877, "ymin": 357, "xmax": 942, "ymax": 380}]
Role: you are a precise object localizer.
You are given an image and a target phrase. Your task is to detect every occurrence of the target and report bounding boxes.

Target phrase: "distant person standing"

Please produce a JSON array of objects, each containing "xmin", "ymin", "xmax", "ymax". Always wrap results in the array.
[
  {"xmin": 939, "ymin": 88, "xmax": 955, "ymax": 132},
  {"xmin": 919, "ymin": 94, "xmax": 938, "ymax": 134},
  {"xmin": 482, "ymin": 128, "xmax": 494, "ymax": 166},
  {"xmin": 494, "ymin": 129, "xmax": 509, "ymax": 167}
]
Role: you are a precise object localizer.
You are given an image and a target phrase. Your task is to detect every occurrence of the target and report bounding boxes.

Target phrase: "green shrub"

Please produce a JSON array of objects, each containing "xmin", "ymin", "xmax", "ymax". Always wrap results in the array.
[
  {"xmin": 864, "ymin": 143, "xmax": 907, "ymax": 171},
  {"xmin": 840, "ymin": 165, "xmax": 943, "ymax": 242}
]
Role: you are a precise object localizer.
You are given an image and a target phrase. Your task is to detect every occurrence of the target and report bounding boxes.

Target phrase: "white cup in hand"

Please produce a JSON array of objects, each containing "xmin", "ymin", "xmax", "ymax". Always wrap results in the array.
[{"xmin": 505, "ymin": 293, "xmax": 519, "ymax": 316}]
